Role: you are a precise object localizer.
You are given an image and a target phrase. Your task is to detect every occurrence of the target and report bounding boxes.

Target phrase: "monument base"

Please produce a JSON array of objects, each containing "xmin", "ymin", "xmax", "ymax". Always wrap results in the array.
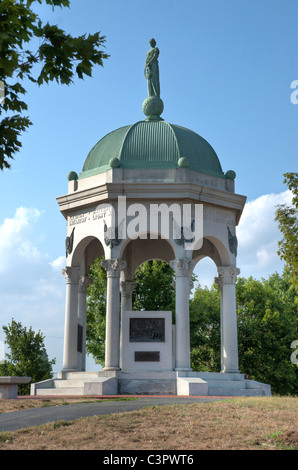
[{"xmin": 31, "ymin": 370, "xmax": 271, "ymax": 397}]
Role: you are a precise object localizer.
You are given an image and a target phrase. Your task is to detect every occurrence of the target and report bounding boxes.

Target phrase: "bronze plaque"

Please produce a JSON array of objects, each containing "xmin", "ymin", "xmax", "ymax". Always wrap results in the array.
[
  {"xmin": 134, "ymin": 351, "xmax": 160, "ymax": 362},
  {"xmin": 129, "ymin": 318, "xmax": 165, "ymax": 342},
  {"xmin": 77, "ymin": 324, "xmax": 83, "ymax": 353}
]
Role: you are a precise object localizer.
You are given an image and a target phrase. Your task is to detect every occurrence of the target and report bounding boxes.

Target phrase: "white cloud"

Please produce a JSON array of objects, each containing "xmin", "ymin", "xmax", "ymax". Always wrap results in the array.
[
  {"xmin": 0, "ymin": 207, "xmax": 43, "ymax": 270},
  {"xmin": 194, "ymin": 190, "xmax": 292, "ymax": 287},
  {"xmin": 50, "ymin": 255, "xmax": 66, "ymax": 270},
  {"xmin": 237, "ymin": 190, "xmax": 292, "ymax": 278},
  {"xmin": 0, "ymin": 207, "xmax": 65, "ymax": 371}
]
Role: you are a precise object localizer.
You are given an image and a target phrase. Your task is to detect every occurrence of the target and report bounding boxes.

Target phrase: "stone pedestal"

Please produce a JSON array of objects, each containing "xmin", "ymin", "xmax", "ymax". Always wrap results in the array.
[
  {"xmin": 0, "ymin": 377, "xmax": 31, "ymax": 399},
  {"xmin": 121, "ymin": 311, "xmax": 173, "ymax": 372}
]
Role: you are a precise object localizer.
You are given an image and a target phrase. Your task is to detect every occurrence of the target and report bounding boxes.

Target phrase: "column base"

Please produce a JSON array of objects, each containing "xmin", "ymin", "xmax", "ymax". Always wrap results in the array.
[
  {"xmin": 221, "ymin": 369, "xmax": 240, "ymax": 374},
  {"xmin": 175, "ymin": 368, "xmax": 193, "ymax": 372},
  {"xmin": 103, "ymin": 367, "xmax": 121, "ymax": 372}
]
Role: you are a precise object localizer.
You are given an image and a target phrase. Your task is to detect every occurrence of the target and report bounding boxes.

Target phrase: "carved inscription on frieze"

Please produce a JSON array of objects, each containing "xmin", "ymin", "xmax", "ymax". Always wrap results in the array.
[
  {"xmin": 68, "ymin": 206, "xmax": 112, "ymax": 226},
  {"xmin": 203, "ymin": 206, "xmax": 235, "ymax": 225}
]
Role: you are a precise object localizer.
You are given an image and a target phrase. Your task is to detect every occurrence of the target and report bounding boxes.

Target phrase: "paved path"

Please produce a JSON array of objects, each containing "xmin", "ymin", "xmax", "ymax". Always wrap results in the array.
[{"xmin": 0, "ymin": 396, "xmax": 224, "ymax": 432}]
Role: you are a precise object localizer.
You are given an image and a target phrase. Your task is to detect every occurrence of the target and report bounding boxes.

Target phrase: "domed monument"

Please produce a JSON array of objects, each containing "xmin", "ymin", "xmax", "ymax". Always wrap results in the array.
[{"xmin": 31, "ymin": 40, "xmax": 270, "ymax": 397}]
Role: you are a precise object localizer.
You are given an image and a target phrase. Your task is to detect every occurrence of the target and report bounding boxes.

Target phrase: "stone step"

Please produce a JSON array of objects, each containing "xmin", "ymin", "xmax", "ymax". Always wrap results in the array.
[
  {"xmin": 208, "ymin": 387, "xmax": 264, "ymax": 397},
  {"xmin": 205, "ymin": 380, "xmax": 246, "ymax": 389},
  {"xmin": 53, "ymin": 379, "xmax": 99, "ymax": 388},
  {"xmin": 57, "ymin": 371, "xmax": 104, "ymax": 380},
  {"xmin": 180, "ymin": 372, "xmax": 245, "ymax": 381},
  {"xmin": 36, "ymin": 387, "xmax": 85, "ymax": 396}
]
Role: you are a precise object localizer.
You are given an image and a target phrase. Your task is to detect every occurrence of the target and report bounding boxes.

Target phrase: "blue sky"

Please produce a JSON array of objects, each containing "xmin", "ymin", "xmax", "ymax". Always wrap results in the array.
[{"xmin": 0, "ymin": 0, "xmax": 297, "ymax": 374}]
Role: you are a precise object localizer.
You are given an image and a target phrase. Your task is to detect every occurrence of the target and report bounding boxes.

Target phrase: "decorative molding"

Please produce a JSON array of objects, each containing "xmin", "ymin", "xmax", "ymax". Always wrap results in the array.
[
  {"xmin": 61, "ymin": 266, "xmax": 81, "ymax": 284},
  {"xmin": 227, "ymin": 226, "xmax": 238, "ymax": 257},
  {"xmin": 101, "ymin": 259, "xmax": 127, "ymax": 277},
  {"xmin": 217, "ymin": 266, "xmax": 240, "ymax": 284},
  {"xmin": 103, "ymin": 221, "xmax": 122, "ymax": 248},
  {"xmin": 65, "ymin": 227, "xmax": 75, "ymax": 257},
  {"xmin": 120, "ymin": 281, "xmax": 137, "ymax": 297},
  {"xmin": 78, "ymin": 275, "xmax": 91, "ymax": 292},
  {"xmin": 174, "ymin": 219, "xmax": 195, "ymax": 248},
  {"xmin": 169, "ymin": 259, "xmax": 195, "ymax": 277}
]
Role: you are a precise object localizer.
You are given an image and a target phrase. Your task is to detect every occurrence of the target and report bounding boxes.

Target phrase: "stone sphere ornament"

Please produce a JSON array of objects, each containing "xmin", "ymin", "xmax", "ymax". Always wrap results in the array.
[
  {"xmin": 109, "ymin": 157, "xmax": 121, "ymax": 168},
  {"xmin": 142, "ymin": 96, "xmax": 164, "ymax": 120},
  {"xmin": 67, "ymin": 171, "xmax": 78, "ymax": 181},
  {"xmin": 178, "ymin": 157, "xmax": 190, "ymax": 168}
]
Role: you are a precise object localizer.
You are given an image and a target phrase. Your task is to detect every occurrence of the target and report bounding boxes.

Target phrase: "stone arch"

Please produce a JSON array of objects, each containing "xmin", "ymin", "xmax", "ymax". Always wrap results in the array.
[
  {"xmin": 121, "ymin": 234, "xmax": 176, "ymax": 281},
  {"xmin": 70, "ymin": 235, "xmax": 105, "ymax": 274},
  {"xmin": 191, "ymin": 235, "xmax": 230, "ymax": 269}
]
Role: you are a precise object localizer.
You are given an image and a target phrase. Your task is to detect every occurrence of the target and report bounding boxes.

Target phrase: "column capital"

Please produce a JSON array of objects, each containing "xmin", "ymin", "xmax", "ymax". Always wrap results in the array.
[
  {"xmin": 62, "ymin": 266, "xmax": 80, "ymax": 284},
  {"xmin": 78, "ymin": 274, "xmax": 91, "ymax": 292},
  {"xmin": 101, "ymin": 259, "xmax": 127, "ymax": 277},
  {"xmin": 217, "ymin": 266, "xmax": 240, "ymax": 284},
  {"xmin": 170, "ymin": 259, "xmax": 195, "ymax": 277},
  {"xmin": 120, "ymin": 281, "xmax": 137, "ymax": 297}
]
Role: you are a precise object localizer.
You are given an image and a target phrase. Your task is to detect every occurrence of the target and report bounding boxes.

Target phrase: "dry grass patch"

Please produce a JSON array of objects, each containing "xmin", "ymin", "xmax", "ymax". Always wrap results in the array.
[
  {"xmin": 0, "ymin": 397, "xmax": 106, "ymax": 414},
  {"xmin": 0, "ymin": 396, "xmax": 297, "ymax": 450}
]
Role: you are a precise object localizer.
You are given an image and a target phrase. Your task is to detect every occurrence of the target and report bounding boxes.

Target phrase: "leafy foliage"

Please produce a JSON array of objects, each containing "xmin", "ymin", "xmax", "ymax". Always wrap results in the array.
[
  {"xmin": 0, "ymin": 0, "xmax": 109, "ymax": 169},
  {"xmin": 132, "ymin": 260, "xmax": 175, "ymax": 315},
  {"xmin": 190, "ymin": 283, "xmax": 221, "ymax": 372},
  {"xmin": 0, "ymin": 319, "xmax": 55, "ymax": 394},
  {"xmin": 190, "ymin": 271, "xmax": 298, "ymax": 395},
  {"xmin": 86, "ymin": 258, "xmax": 107, "ymax": 366},
  {"xmin": 275, "ymin": 173, "xmax": 298, "ymax": 297}
]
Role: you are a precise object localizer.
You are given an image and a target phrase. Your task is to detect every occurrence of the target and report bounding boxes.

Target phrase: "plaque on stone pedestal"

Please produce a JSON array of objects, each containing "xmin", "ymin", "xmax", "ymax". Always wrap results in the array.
[
  {"xmin": 134, "ymin": 351, "xmax": 160, "ymax": 362},
  {"xmin": 129, "ymin": 318, "xmax": 165, "ymax": 342}
]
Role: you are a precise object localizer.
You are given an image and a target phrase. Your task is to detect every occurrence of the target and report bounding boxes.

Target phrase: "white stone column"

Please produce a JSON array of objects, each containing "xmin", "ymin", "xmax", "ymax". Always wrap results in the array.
[
  {"xmin": 77, "ymin": 274, "xmax": 91, "ymax": 371},
  {"xmin": 170, "ymin": 259, "xmax": 195, "ymax": 371},
  {"xmin": 62, "ymin": 266, "xmax": 80, "ymax": 372},
  {"xmin": 120, "ymin": 281, "xmax": 137, "ymax": 313},
  {"xmin": 120, "ymin": 281, "xmax": 137, "ymax": 368},
  {"xmin": 217, "ymin": 266, "xmax": 240, "ymax": 373},
  {"xmin": 102, "ymin": 259, "xmax": 126, "ymax": 371}
]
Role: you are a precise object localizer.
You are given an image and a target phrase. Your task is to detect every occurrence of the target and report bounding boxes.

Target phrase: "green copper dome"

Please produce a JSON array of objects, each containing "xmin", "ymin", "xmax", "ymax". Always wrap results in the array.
[{"xmin": 79, "ymin": 120, "xmax": 226, "ymax": 180}]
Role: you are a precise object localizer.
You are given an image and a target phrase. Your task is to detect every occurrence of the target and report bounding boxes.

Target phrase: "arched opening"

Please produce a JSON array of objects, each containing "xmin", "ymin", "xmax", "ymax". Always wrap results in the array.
[
  {"xmin": 71, "ymin": 235, "xmax": 105, "ymax": 274},
  {"xmin": 190, "ymin": 255, "xmax": 221, "ymax": 372},
  {"xmin": 121, "ymin": 235, "xmax": 176, "ymax": 281},
  {"xmin": 62, "ymin": 236, "xmax": 105, "ymax": 372}
]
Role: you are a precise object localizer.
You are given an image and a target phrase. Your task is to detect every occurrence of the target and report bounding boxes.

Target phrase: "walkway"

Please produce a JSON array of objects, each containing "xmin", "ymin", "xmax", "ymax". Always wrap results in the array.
[{"xmin": 0, "ymin": 396, "xmax": 225, "ymax": 432}]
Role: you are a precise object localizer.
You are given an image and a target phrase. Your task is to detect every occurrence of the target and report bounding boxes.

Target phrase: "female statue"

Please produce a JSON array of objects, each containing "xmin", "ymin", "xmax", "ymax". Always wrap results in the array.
[{"xmin": 144, "ymin": 38, "xmax": 160, "ymax": 98}]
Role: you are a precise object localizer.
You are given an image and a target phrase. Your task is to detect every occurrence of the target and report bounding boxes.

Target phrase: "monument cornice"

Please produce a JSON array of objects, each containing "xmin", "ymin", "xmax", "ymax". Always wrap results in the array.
[{"xmin": 57, "ymin": 180, "xmax": 246, "ymax": 224}]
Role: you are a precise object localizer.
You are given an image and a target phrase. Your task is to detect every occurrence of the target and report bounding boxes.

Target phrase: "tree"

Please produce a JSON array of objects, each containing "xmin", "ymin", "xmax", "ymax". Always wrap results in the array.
[
  {"xmin": 190, "ymin": 271, "xmax": 298, "ymax": 395},
  {"xmin": 189, "ymin": 283, "xmax": 221, "ymax": 372},
  {"xmin": 86, "ymin": 258, "xmax": 107, "ymax": 366},
  {"xmin": 0, "ymin": 0, "xmax": 109, "ymax": 170},
  {"xmin": 275, "ymin": 172, "xmax": 298, "ymax": 297},
  {"xmin": 236, "ymin": 272, "xmax": 298, "ymax": 395},
  {"xmin": 0, "ymin": 319, "xmax": 55, "ymax": 394},
  {"xmin": 132, "ymin": 260, "xmax": 175, "ymax": 314}
]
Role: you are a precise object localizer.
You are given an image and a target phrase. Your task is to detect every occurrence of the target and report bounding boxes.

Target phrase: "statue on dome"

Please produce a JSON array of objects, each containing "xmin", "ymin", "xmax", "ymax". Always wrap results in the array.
[{"xmin": 144, "ymin": 38, "xmax": 160, "ymax": 98}]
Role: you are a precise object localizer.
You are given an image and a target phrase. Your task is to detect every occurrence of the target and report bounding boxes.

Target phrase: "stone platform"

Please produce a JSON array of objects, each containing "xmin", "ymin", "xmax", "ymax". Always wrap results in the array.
[{"xmin": 31, "ymin": 371, "xmax": 271, "ymax": 397}]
